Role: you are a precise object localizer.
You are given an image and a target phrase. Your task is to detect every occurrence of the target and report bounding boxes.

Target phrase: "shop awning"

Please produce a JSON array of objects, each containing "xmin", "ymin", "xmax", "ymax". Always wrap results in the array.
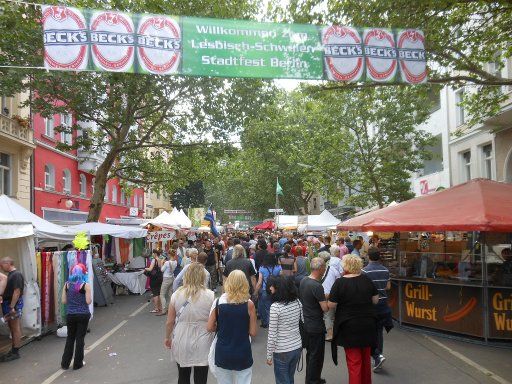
[
  {"xmin": 338, "ymin": 179, "xmax": 512, "ymax": 232},
  {"xmin": 68, "ymin": 222, "xmax": 147, "ymax": 239},
  {"xmin": 254, "ymin": 220, "xmax": 275, "ymax": 231}
]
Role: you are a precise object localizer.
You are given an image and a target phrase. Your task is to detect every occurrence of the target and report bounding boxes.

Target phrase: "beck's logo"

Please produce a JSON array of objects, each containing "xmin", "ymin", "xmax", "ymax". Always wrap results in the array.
[
  {"xmin": 322, "ymin": 26, "xmax": 364, "ymax": 82},
  {"xmin": 397, "ymin": 29, "xmax": 427, "ymax": 84},
  {"xmin": 364, "ymin": 28, "xmax": 397, "ymax": 82},
  {"xmin": 90, "ymin": 11, "xmax": 135, "ymax": 72},
  {"xmin": 137, "ymin": 16, "xmax": 181, "ymax": 75},
  {"xmin": 42, "ymin": 6, "xmax": 88, "ymax": 70}
]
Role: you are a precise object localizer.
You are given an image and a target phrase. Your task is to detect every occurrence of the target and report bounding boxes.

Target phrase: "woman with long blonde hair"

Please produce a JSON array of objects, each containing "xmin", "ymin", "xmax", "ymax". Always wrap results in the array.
[
  {"xmin": 207, "ymin": 270, "xmax": 257, "ymax": 384},
  {"xmin": 165, "ymin": 263, "xmax": 214, "ymax": 384}
]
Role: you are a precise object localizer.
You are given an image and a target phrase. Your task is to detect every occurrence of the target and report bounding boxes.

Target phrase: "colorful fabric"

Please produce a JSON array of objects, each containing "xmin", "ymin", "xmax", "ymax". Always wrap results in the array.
[
  {"xmin": 119, "ymin": 238, "xmax": 130, "ymax": 264},
  {"xmin": 132, "ymin": 238, "xmax": 144, "ymax": 257}
]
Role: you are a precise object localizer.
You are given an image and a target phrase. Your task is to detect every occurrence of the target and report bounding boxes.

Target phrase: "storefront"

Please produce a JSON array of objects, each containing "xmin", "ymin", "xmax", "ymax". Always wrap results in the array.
[{"xmin": 338, "ymin": 179, "xmax": 512, "ymax": 342}]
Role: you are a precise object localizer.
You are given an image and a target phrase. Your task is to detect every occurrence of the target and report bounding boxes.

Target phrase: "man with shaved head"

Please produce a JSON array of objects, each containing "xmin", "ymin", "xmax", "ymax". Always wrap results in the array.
[{"xmin": 0, "ymin": 257, "xmax": 24, "ymax": 362}]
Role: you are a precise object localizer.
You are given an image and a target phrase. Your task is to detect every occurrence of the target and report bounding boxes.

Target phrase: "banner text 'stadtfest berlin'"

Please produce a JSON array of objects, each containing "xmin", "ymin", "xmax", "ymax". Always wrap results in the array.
[{"xmin": 42, "ymin": 5, "xmax": 427, "ymax": 84}]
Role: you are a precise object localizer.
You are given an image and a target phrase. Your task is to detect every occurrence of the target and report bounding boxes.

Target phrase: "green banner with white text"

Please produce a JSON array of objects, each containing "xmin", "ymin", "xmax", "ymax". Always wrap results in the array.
[{"xmin": 42, "ymin": 5, "xmax": 427, "ymax": 84}]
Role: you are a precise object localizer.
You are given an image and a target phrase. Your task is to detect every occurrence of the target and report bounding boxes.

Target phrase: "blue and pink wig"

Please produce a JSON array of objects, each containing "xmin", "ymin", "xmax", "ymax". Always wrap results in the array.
[{"xmin": 68, "ymin": 263, "xmax": 88, "ymax": 292}]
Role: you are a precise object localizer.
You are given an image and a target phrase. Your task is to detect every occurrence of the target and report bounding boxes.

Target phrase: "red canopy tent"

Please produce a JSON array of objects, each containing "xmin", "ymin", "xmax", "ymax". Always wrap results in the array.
[
  {"xmin": 338, "ymin": 179, "xmax": 512, "ymax": 232},
  {"xmin": 254, "ymin": 220, "xmax": 275, "ymax": 231}
]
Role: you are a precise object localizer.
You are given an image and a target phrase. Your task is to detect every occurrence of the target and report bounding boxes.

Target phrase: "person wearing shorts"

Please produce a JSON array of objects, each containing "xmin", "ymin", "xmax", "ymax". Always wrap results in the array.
[{"xmin": 0, "ymin": 257, "xmax": 24, "ymax": 362}]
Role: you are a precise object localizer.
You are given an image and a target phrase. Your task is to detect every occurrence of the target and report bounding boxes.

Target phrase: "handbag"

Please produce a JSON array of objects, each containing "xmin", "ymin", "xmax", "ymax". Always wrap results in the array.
[{"xmin": 208, "ymin": 298, "xmax": 220, "ymax": 377}]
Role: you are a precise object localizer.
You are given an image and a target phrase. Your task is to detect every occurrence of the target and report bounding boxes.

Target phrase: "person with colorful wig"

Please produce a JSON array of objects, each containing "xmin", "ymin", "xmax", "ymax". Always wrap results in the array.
[{"xmin": 60, "ymin": 263, "xmax": 91, "ymax": 370}]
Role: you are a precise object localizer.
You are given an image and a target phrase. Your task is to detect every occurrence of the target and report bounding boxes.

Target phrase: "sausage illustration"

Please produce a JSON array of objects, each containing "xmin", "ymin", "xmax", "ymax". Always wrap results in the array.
[{"xmin": 443, "ymin": 297, "xmax": 477, "ymax": 322}]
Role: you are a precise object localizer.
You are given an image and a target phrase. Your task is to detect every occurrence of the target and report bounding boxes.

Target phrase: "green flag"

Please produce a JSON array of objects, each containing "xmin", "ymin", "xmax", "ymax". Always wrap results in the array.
[{"xmin": 276, "ymin": 178, "xmax": 284, "ymax": 196}]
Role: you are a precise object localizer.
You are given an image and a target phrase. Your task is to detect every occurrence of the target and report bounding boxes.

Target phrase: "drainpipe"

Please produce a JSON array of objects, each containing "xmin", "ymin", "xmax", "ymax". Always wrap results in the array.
[{"xmin": 29, "ymin": 74, "xmax": 35, "ymax": 213}]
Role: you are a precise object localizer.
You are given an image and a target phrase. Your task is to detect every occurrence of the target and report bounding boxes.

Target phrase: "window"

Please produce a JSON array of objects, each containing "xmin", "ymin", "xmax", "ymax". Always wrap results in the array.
[
  {"xmin": 79, "ymin": 174, "xmax": 87, "ymax": 197},
  {"xmin": 455, "ymin": 89, "xmax": 465, "ymax": 126},
  {"xmin": 112, "ymin": 185, "xmax": 118, "ymax": 204},
  {"xmin": 91, "ymin": 177, "xmax": 95, "ymax": 195},
  {"xmin": 104, "ymin": 184, "xmax": 109, "ymax": 202},
  {"xmin": 62, "ymin": 169, "xmax": 71, "ymax": 194},
  {"xmin": 133, "ymin": 194, "xmax": 138, "ymax": 209},
  {"xmin": 120, "ymin": 189, "xmax": 125, "ymax": 205},
  {"xmin": 60, "ymin": 113, "xmax": 73, "ymax": 145},
  {"xmin": 482, "ymin": 144, "xmax": 493, "ymax": 179},
  {"xmin": 428, "ymin": 88, "xmax": 441, "ymax": 113},
  {"xmin": 45, "ymin": 116, "xmax": 55, "ymax": 137},
  {"xmin": 44, "ymin": 164, "xmax": 55, "ymax": 190},
  {"xmin": 0, "ymin": 152, "xmax": 11, "ymax": 195},
  {"xmin": 1, "ymin": 96, "xmax": 9, "ymax": 115},
  {"xmin": 461, "ymin": 151, "xmax": 471, "ymax": 181},
  {"xmin": 139, "ymin": 194, "xmax": 143, "ymax": 209},
  {"xmin": 422, "ymin": 134, "xmax": 444, "ymax": 175}
]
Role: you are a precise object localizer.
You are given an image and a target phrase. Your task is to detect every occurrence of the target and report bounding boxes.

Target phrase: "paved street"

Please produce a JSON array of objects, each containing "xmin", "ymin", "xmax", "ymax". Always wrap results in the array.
[{"xmin": 1, "ymin": 294, "xmax": 511, "ymax": 384}]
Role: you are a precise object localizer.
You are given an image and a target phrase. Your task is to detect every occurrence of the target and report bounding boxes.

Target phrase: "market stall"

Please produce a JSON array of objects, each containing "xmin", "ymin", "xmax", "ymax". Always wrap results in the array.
[
  {"xmin": 69, "ymin": 222, "xmax": 148, "ymax": 298},
  {"xmin": 338, "ymin": 179, "xmax": 512, "ymax": 342},
  {"xmin": 0, "ymin": 196, "xmax": 92, "ymax": 334}
]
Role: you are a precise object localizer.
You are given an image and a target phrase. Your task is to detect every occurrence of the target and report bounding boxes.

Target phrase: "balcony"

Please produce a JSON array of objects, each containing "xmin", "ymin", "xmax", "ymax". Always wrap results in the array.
[{"xmin": 0, "ymin": 114, "xmax": 34, "ymax": 148}]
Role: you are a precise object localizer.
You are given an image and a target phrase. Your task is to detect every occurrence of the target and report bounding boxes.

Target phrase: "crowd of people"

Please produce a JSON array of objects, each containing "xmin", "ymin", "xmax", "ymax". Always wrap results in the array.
[
  {"xmin": 159, "ymin": 231, "xmax": 392, "ymax": 384},
  {"xmin": 0, "ymin": 231, "xmax": 391, "ymax": 384}
]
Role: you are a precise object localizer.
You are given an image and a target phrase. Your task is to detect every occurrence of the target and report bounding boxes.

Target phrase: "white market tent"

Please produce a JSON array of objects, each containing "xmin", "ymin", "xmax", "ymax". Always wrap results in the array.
[
  {"xmin": 178, "ymin": 209, "xmax": 192, "ymax": 229},
  {"xmin": 298, "ymin": 210, "xmax": 341, "ymax": 232},
  {"xmin": 144, "ymin": 209, "xmax": 181, "ymax": 229},
  {"xmin": 0, "ymin": 196, "xmax": 46, "ymax": 338},
  {"xmin": 0, "ymin": 195, "xmax": 81, "ymax": 243},
  {"xmin": 69, "ymin": 222, "xmax": 147, "ymax": 239}
]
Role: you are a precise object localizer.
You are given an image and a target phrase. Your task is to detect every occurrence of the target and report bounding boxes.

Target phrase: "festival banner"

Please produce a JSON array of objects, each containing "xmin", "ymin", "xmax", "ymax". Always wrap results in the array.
[{"xmin": 41, "ymin": 5, "xmax": 427, "ymax": 84}]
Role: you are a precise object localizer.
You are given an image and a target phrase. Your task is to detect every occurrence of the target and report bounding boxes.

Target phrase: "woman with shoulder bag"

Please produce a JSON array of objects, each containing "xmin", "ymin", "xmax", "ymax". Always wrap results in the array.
[
  {"xmin": 160, "ymin": 249, "xmax": 178, "ymax": 316},
  {"xmin": 266, "ymin": 276, "xmax": 304, "ymax": 384},
  {"xmin": 255, "ymin": 253, "xmax": 282, "ymax": 328},
  {"xmin": 145, "ymin": 249, "xmax": 164, "ymax": 314},
  {"xmin": 165, "ymin": 263, "xmax": 215, "ymax": 384},
  {"xmin": 207, "ymin": 270, "xmax": 257, "ymax": 384}
]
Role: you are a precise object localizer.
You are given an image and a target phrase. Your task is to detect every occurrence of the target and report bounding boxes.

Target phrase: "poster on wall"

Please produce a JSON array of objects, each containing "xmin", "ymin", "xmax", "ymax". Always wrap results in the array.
[{"xmin": 42, "ymin": 5, "xmax": 427, "ymax": 84}]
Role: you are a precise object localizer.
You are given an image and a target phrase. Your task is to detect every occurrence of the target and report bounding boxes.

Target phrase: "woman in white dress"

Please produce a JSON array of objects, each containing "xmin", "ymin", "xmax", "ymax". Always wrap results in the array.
[{"xmin": 164, "ymin": 263, "xmax": 215, "ymax": 384}]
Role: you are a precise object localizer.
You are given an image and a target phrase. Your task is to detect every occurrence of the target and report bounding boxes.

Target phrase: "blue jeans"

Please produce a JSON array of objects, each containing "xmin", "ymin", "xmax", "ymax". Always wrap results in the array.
[
  {"xmin": 273, "ymin": 348, "xmax": 302, "ymax": 384},
  {"xmin": 258, "ymin": 291, "xmax": 272, "ymax": 326}
]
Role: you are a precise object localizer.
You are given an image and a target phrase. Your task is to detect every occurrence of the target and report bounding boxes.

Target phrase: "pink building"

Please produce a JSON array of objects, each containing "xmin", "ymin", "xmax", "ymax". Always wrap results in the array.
[{"xmin": 33, "ymin": 112, "xmax": 145, "ymax": 224}]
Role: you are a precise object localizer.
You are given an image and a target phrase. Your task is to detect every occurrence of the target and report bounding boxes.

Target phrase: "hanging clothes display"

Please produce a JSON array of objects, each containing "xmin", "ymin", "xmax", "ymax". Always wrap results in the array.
[{"xmin": 37, "ymin": 250, "xmax": 94, "ymax": 328}]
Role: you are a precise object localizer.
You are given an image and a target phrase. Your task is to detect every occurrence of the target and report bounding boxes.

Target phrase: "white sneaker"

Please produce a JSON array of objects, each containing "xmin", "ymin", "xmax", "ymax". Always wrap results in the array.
[{"xmin": 373, "ymin": 355, "xmax": 386, "ymax": 372}]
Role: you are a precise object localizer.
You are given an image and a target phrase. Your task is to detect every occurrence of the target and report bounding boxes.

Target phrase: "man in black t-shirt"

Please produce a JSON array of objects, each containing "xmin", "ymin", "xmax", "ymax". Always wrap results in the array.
[
  {"xmin": 299, "ymin": 257, "xmax": 329, "ymax": 384},
  {"xmin": 0, "ymin": 257, "xmax": 25, "ymax": 362}
]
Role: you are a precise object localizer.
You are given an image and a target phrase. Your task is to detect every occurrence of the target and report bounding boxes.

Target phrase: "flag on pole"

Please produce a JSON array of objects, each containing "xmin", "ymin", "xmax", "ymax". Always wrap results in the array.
[
  {"xmin": 204, "ymin": 204, "xmax": 220, "ymax": 237},
  {"xmin": 276, "ymin": 178, "xmax": 284, "ymax": 196}
]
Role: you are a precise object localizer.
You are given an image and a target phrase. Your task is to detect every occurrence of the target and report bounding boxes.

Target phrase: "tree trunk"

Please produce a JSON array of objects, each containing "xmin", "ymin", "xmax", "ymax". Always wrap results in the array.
[{"xmin": 87, "ymin": 151, "xmax": 118, "ymax": 222}]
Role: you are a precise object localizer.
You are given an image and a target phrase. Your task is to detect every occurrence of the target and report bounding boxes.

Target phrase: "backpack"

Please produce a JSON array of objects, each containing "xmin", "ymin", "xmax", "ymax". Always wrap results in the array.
[
  {"xmin": 264, "ymin": 266, "xmax": 279, "ymax": 295},
  {"xmin": 173, "ymin": 254, "xmax": 183, "ymax": 277}
]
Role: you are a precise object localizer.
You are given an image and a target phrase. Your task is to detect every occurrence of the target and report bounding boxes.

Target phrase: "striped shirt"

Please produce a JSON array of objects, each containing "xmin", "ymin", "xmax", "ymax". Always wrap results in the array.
[
  {"xmin": 362, "ymin": 261, "xmax": 390, "ymax": 311},
  {"xmin": 266, "ymin": 300, "xmax": 303, "ymax": 359}
]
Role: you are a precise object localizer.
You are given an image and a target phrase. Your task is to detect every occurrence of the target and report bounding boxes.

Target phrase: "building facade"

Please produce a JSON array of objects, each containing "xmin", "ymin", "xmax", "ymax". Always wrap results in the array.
[
  {"xmin": 0, "ymin": 92, "xmax": 34, "ymax": 210},
  {"xmin": 144, "ymin": 187, "xmax": 172, "ymax": 219},
  {"xmin": 411, "ymin": 58, "xmax": 512, "ymax": 195},
  {"xmin": 33, "ymin": 112, "xmax": 145, "ymax": 224}
]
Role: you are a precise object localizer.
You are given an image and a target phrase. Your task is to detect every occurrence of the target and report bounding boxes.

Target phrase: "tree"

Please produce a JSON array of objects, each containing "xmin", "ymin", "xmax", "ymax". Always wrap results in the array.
[
  {"xmin": 267, "ymin": 0, "xmax": 512, "ymax": 125},
  {"xmin": 0, "ymin": 0, "xmax": 272, "ymax": 221},
  {"xmin": 303, "ymin": 86, "xmax": 435, "ymax": 208},
  {"xmin": 172, "ymin": 181, "xmax": 206, "ymax": 210}
]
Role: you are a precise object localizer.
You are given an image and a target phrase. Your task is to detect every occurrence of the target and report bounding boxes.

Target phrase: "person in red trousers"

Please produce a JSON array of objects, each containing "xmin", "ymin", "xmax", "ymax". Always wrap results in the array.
[{"xmin": 328, "ymin": 254, "xmax": 379, "ymax": 384}]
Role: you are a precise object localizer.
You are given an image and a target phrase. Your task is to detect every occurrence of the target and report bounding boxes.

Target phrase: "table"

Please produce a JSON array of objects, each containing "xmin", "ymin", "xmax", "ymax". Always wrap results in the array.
[{"xmin": 107, "ymin": 271, "xmax": 147, "ymax": 295}]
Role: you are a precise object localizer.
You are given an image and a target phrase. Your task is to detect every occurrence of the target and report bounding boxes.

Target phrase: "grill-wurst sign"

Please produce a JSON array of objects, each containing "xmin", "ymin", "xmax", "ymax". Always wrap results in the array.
[
  {"xmin": 401, "ymin": 282, "xmax": 483, "ymax": 337},
  {"xmin": 42, "ymin": 5, "xmax": 427, "ymax": 84}
]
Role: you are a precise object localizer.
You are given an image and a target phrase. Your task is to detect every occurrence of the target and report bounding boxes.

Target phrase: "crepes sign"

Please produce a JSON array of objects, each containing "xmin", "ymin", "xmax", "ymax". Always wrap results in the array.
[{"xmin": 42, "ymin": 5, "xmax": 427, "ymax": 84}]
